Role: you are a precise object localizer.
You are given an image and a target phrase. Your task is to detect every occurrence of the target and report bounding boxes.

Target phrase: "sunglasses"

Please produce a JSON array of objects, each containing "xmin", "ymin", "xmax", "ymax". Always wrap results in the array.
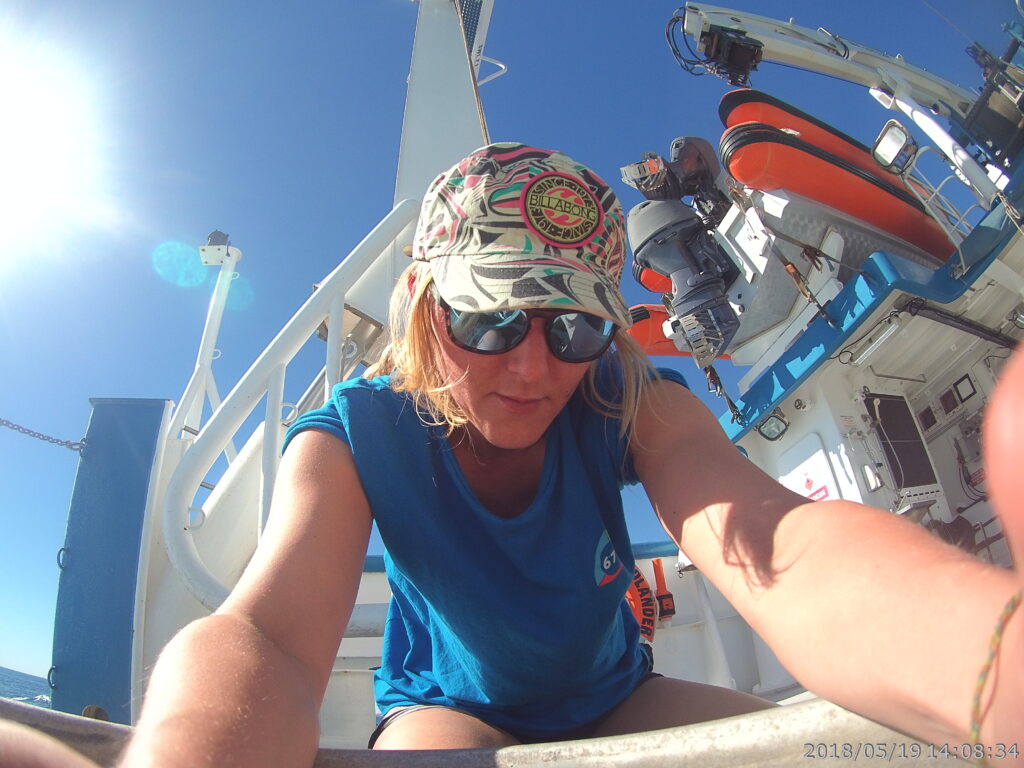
[{"xmin": 434, "ymin": 289, "xmax": 617, "ymax": 364}]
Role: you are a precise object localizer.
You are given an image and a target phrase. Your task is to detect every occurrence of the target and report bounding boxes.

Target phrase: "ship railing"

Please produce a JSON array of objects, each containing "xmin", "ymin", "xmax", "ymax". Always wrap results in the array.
[
  {"xmin": 904, "ymin": 145, "xmax": 989, "ymax": 273},
  {"xmin": 159, "ymin": 199, "xmax": 419, "ymax": 611}
]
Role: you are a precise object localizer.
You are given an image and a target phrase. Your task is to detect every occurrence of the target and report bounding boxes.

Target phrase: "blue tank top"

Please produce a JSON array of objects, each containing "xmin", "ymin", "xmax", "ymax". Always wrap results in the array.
[{"xmin": 284, "ymin": 366, "xmax": 686, "ymax": 738}]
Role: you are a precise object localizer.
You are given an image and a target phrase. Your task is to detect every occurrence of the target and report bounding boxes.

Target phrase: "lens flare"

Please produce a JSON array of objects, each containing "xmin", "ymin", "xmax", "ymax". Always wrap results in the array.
[
  {"xmin": 152, "ymin": 242, "xmax": 205, "ymax": 287},
  {"xmin": 211, "ymin": 271, "xmax": 255, "ymax": 311}
]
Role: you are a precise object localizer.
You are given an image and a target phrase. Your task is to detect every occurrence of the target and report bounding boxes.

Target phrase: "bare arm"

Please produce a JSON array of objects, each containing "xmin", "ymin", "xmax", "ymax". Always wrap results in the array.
[
  {"xmin": 632, "ymin": 379, "xmax": 1022, "ymax": 747},
  {"xmin": 119, "ymin": 430, "xmax": 372, "ymax": 768}
]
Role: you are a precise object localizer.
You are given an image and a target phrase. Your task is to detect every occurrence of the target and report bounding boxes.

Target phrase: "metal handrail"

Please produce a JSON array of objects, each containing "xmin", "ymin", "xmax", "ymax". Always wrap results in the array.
[
  {"xmin": 0, "ymin": 693, "xmax": 947, "ymax": 767},
  {"xmin": 162, "ymin": 199, "xmax": 419, "ymax": 610},
  {"xmin": 904, "ymin": 149, "xmax": 972, "ymax": 241},
  {"xmin": 906, "ymin": 146, "xmax": 984, "ymax": 238}
]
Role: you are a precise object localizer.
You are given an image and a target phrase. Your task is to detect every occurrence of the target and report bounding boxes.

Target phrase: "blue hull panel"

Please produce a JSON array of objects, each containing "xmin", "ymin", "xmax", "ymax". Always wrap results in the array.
[{"xmin": 51, "ymin": 398, "xmax": 171, "ymax": 724}]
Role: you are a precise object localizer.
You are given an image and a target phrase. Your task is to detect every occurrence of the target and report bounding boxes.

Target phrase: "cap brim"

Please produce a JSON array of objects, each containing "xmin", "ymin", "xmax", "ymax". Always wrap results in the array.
[{"xmin": 430, "ymin": 252, "xmax": 632, "ymax": 329}]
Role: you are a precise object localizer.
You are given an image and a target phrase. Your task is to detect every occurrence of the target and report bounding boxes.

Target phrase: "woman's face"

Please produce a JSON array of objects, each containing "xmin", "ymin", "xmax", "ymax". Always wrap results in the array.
[{"xmin": 430, "ymin": 299, "xmax": 590, "ymax": 451}]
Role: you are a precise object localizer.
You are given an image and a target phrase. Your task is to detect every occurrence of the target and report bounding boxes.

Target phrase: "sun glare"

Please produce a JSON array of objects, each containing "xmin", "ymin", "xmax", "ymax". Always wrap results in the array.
[{"xmin": 0, "ymin": 25, "xmax": 113, "ymax": 264}]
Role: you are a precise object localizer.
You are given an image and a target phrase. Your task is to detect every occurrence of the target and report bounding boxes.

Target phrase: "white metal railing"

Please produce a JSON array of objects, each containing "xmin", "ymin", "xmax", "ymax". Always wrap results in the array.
[
  {"xmin": 162, "ymin": 199, "xmax": 419, "ymax": 610},
  {"xmin": 904, "ymin": 146, "xmax": 985, "ymax": 239}
]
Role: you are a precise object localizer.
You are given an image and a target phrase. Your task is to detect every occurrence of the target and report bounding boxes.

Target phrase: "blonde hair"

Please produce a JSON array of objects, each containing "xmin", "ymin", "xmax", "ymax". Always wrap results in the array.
[{"xmin": 365, "ymin": 262, "xmax": 658, "ymax": 439}]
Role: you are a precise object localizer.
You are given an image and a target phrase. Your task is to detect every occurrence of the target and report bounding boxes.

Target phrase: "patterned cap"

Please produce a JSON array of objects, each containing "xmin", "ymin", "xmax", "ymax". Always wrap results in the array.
[{"xmin": 413, "ymin": 143, "xmax": 631, "ymax": 328}]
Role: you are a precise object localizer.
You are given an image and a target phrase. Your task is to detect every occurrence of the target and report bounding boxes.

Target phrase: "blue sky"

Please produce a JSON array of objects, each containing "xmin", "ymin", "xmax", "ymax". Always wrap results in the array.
[{"xmin": 0, "ymin": 1, "xmax": 1010, "ymax": 678}]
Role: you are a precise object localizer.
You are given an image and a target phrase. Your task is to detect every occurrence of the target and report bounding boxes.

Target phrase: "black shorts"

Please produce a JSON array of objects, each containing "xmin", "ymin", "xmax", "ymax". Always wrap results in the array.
[{"xmin": 367, "ymin": 672, "xmax": 663, "ymax": 748}]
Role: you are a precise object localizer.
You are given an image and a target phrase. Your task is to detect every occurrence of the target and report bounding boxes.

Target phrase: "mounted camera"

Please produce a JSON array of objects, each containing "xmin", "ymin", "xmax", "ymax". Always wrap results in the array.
[{"xmin": 697, "ymin": 26, "xmax": 763, "ymax": 87}]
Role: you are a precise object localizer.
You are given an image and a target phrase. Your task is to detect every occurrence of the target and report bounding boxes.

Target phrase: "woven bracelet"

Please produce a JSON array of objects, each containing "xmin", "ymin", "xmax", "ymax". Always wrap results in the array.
[{"xmin": 969, "ymin": 589, "xmax": 1022, "ymax": 744}]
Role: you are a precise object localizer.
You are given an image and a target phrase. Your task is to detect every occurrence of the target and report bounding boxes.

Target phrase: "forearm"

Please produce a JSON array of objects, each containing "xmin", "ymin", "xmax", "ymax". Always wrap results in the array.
[
  {"xmin": 684, "ymin": 499, "xmax": 1020, "ymax": 746},
  {"xmin": 118, "ymin": 613, "xmax": 323, "ymax": 768}
]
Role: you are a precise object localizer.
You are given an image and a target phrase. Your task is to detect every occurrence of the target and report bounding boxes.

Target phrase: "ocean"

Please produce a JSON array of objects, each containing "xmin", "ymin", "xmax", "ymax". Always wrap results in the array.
[{"xmin": 0, "ymin": 665, "xmax": 51, "ymax": 709}]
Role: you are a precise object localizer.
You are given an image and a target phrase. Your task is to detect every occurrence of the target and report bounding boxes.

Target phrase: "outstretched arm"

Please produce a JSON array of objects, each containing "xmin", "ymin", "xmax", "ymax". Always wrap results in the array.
[
  {"xmin": 119, "ymin": 430, "xmax": 372, "ymax": 768},
  {"xmin": 631, "ymin": 369, "xmax": 1022, "ymax": 748}
]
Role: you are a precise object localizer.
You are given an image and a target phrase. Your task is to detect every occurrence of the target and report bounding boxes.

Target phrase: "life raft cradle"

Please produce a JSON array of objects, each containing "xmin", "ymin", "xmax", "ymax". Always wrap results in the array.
[
  {"xmin": 623, "ymin": 89, "xmax": 959, "ymax": 363},
  {"xmin": 718, "ymin": 89, "xmax": 957, "ymax": 262}
]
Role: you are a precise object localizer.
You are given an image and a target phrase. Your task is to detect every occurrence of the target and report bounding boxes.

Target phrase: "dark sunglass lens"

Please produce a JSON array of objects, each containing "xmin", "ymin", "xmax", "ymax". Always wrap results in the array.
[
  {"xmin": 548, "ymin": 313, "xmax": 615, "ymax": 362},
  {"xmin": 449, "ymin": 309, "xmax": 529, "ymax": 353}
]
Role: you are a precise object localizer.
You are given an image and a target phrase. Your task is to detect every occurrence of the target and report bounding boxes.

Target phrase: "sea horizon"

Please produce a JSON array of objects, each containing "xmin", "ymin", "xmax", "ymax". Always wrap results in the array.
[{"xmin": 0, "ymin": 664, "xmax": 51, "ymax": 709}]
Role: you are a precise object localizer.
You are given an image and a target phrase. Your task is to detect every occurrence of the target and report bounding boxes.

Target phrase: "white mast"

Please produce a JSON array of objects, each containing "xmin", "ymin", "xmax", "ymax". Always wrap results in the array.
[{"xmin": 345, "ymin": 0, "xmax": 495, "ymax": 323}]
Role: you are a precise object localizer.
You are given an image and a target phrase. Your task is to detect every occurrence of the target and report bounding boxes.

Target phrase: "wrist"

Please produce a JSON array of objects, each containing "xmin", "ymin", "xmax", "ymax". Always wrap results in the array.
[{"xmin": 974, "ymin": 588, "xmax": 1023, "ymax": 747}]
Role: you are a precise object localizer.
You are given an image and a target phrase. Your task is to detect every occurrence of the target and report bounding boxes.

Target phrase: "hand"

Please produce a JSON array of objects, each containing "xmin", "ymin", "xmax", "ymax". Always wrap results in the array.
[{"xmin": 979, "ymin": 345, "xmax": 1024, "ymax": 747}]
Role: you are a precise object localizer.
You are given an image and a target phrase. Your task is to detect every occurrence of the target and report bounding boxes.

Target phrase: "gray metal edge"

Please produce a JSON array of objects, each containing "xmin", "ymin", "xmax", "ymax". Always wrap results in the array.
[{"xmin": 0, "ymin": 696, "xmax": 965, "ymax": 767}]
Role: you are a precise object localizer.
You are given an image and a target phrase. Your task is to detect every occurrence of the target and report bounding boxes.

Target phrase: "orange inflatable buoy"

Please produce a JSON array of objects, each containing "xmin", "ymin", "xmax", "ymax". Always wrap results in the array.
[{"xmin": 720, "ymin": 123, "xmax": 954, "ymax": 261}]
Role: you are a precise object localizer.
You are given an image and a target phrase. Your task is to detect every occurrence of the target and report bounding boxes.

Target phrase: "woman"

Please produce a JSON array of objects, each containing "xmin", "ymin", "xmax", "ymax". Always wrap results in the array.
[
  {"xmin": 4, "ymin": 144, "xmax": 1020, "ymax": 766},
  {"xmin": 282, "ymin": 143, "xmax": 779, "ymax": 749}
]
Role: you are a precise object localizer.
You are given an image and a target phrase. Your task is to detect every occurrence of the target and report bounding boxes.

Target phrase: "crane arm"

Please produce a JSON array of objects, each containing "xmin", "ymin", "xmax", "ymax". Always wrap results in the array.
[{"xmin": 681, "ymin": 3, "xmax": 978, "ymax": 121}]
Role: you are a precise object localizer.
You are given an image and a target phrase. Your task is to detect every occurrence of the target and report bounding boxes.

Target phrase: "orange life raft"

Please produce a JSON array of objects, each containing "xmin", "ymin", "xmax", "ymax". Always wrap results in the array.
[{"xmin": 718, "ymin": 90, "xmax": 955, "ymax": 262}]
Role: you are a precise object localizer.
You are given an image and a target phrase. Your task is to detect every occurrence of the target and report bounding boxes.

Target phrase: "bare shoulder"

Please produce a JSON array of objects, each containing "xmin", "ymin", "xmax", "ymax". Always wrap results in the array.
[
  {"xmin": 234, "ymin": 426, "xmax": 371, "ymax": 582},
  {"xmin": 278, "ymin": 427, "xmax": 365, "ymax": 493},
  {"xmin": 248, "ymin": 427, "xmax": 373, "ymax": 561}
]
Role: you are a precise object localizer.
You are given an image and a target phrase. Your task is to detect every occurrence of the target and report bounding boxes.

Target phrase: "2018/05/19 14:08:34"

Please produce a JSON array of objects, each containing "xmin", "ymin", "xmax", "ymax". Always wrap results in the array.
[{"xmin": 802, "ymin": 742, "xmax": 1020, "ymax": 761}]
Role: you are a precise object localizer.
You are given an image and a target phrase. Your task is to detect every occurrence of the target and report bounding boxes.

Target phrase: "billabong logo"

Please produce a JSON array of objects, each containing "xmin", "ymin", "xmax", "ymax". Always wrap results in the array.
[
  {"xmin": 522, "ymin": 172, "xmax": 600, "ymax": 248},
  {"xmin": 594, "ymin": 530, "xmax": 623, "ymax": 586}
]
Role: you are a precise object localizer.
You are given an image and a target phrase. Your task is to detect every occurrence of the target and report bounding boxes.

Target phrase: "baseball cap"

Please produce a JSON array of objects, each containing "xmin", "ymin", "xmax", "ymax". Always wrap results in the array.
[{"xmin": 413, "ymin": 142, "xmax": 631, "ymax": 328}]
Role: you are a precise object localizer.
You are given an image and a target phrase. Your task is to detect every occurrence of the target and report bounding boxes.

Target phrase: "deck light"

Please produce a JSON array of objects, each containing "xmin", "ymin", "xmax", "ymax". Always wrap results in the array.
[
  {"xmin": 755, "ymin": 408, "xmax": 789, "ymax": 441},
  {"xmin": 872, "ymin": 120, "xmax": 919, "ymax": 174}
]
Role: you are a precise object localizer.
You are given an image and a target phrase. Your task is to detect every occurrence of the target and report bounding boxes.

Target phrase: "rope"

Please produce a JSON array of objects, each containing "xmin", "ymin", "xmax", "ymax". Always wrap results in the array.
[{"xmin": 0, "ymin": 417, "xmax": 85, "ymax": 453}]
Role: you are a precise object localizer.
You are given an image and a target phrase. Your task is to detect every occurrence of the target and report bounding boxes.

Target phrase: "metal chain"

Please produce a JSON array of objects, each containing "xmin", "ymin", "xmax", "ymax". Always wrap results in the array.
[{"xmin": 0, "ymin": 418, "xmax": 86, "ymax": 453}]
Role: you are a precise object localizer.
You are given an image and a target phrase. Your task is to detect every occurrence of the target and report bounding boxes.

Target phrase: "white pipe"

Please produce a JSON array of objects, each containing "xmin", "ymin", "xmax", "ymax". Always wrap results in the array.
[
  {"xmin": 260, "ymin": 364, "xmax": 286, "ymax": 539},
  {"xmin": 168, "ymin": 247, "xmax": 241, "ymax": 440},
  {"xmin": 163, "ymin": 199, "xmax": 419, "ymax": 609},
  {"xmin": 325, "ymin": 293, "xmax": 346, "ymax": 397},
  {"xmin": 204, "ymin": 376, "xmax": 237, "ymax": 462},
  {"xmin": 171, "ymin": 369, "xmax": 207, "ymax": 440}
]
